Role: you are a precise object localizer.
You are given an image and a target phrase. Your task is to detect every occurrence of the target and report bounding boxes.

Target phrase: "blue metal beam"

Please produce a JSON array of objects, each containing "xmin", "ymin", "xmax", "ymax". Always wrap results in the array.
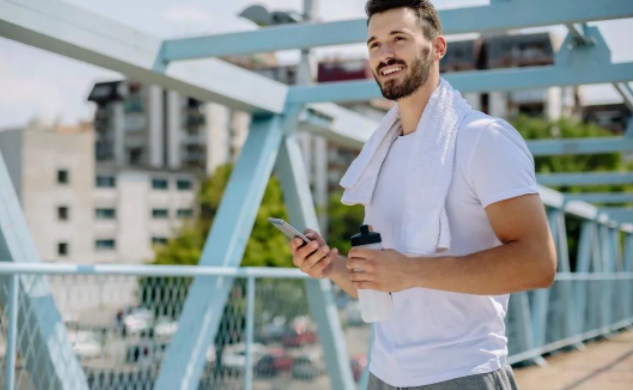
[
  {"xmin": 286, "ymin": 62, "xmax": 633, "ymax": 104},
  {"xmin": 0, "ymin": 150, "xmax": 88, "ymax": 389},
  {"xmin": 527, "ymin": 137, "xmax": 633, "ymax": 156},
  {"xmin": 537, "ymin": 173, "xmax": 633, "ymax": 186},
  {"xmin": 564, "ymin": 193, "xmax": 633, "ymax": 203},
  {"xmin": 625, "ymin": 117, "xmax": 633, "ymax": 139},
  {"xmin": 613, "ymin": 82, "xmax": 633, "ymax": 112},
  {"xmin": 601, "ymin": 208, "xmax": 633, "ymax": 223},
  {"xmin": 299, "ymin": 103, "xmax": 377, "ymax": 150},
  {"xmin": 160, "ymin": 0, "xmax": 633, "ymax": 60},
  {"xmin": 155, "ymin": 113, "xmax": 288, "ymax": 390},
  {"xmin": 0, "ymin": 0, "xmax": 288, "ymax": 113}
]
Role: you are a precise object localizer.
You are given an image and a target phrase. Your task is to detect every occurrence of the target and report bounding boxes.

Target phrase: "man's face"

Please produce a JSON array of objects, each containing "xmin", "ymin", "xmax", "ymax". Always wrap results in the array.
[{"xmin": 367, "ymin": 7, "xmax": 434, "ymax": 101}]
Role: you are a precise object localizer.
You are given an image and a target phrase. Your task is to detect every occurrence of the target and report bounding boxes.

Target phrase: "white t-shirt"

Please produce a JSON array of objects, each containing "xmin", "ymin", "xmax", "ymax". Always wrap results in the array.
[{"xmin": 363, "ymin": 111, "xmax": 539, "ymax": 387}]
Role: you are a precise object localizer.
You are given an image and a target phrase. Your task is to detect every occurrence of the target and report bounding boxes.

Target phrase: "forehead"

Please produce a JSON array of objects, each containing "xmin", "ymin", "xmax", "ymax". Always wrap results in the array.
[{"xmin": 367, "ymin": 7, "xmax": 422, "ymax": 38}]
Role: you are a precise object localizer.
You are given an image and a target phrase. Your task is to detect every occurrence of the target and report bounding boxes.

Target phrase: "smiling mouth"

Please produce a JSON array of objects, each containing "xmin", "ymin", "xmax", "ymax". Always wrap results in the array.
[{"xmin": 380, "ymin": 65, "xmax": 405, "ymax": 78}]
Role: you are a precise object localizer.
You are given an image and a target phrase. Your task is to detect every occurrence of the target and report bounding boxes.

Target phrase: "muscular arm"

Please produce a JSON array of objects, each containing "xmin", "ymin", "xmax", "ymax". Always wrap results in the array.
[{"xmin": 408, "ymin": 194, "xmax": 557, "ymax": 295}]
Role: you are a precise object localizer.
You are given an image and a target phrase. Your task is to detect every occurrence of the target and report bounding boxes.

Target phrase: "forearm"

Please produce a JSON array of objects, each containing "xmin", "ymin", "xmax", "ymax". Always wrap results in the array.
[
  {"xmin": 409, "ymin": 240, "xmax": 556, "ymax": 295},
  {"xmin": 328, "ymin": 254, "xmax": 359, "ymax": 299}
]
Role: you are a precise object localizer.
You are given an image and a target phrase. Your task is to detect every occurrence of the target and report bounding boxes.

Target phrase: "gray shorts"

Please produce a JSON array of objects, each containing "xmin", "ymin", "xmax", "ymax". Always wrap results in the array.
[{"xmin": 368, "ymin": 364, "xmax": 520, "ymax": 390}]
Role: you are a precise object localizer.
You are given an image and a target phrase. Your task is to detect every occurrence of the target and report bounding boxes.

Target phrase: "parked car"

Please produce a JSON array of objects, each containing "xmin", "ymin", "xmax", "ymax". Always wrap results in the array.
[
  {"xmin": 281, "ymin": 329, "xmax": 318, "ymax": 348},
  {"xmin": 254, "ymin": 347, "xmax": 295, "ymax": 377},
  {"xmin": 259, "ymin": 321, "xmax": 287, "ymax": 345},
  {"xmin": 115, "ymin": 307, "xmax": 154, "ymax": 336},
  {"xmin": 221, "ymin": 343, "xmax": 268, "ymax": 372},
  {"xmin": 125, "ymin": 340, "xmax": 168, "ymax": 364},
  {"xmin": 154, "ymin": 316, "xmax": 178, "ymax": 338},
  {"xmin": 351, "ymin": 354, "xmax": 367, "ymax": 382},
  {"xmin": 68, "ymin": 330, "xmax": 101, "ymax": 359},
  {"xmin": 291, "ymin": 354, "xmax": 326, "ymax": 381}
]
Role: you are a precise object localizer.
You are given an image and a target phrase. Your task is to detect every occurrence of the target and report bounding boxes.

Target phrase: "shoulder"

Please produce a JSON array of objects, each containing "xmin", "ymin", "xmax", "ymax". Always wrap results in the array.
[{"xmin": 456, "ymin": 110, "xmax": 527, "ymax": 156}]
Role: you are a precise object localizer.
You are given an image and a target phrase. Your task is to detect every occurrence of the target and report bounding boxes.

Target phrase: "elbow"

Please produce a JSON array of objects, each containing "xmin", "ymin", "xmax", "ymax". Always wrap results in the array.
[{"xmin": 536, "ymin": 247, "xmax": 557, "ymax": 289}]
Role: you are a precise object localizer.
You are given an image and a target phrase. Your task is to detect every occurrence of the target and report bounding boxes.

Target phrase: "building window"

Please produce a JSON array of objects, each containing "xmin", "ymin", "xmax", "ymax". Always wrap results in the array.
[
  {"xmin": 152, "ymin": 209, "xmax": 169, "ymax": 219},
  {"xmin": 95, "ymin": 239, "xmax": 116, "ymax": 251},
  {"xmin": 58, "ymin": 242, "xmax": 69, "ymax": 256},
  {"xmin": 129, "ymin": 147, "xmax": 143, "ymax": 165},
  {"xmin": 58, "ymin": 206, "xmax": 69, "ymax": 221},
  {"xmin": 177, "ymin": 179, "xmax": 193, "ymax": 191},
  {"xmin": 152, "ymin": 178, "xmax": 169, "ymax": 190},
  {"xmin": 96, "ymin": 175, "xmax": 116, "ymax": 188},
  {"xmin": 151, "ymin": 237, "xmax": 168, "ymax": 246},
  {"xmin": 95, "ymin": 208, "xmax": 116, "ymax": 220},
  {"xmin": 177, "ymin": 209, "xmax": 194, "ymax": 219},
  {"xmin": 57, "ymin": 169, "xmax": 69, "ymax": 185}
]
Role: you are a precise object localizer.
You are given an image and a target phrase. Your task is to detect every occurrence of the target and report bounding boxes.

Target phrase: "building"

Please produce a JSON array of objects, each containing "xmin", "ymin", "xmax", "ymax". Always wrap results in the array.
[
  {"xmin": 87, "ymin": 80, "xmax": 250, "ymax": 175},
  {"xmin": 0, "ymin": 122, "xmax": 200, "ymax": 265},
  {"xmin": 582, "ymin": 103, "xmax": 631, "ymax": 135}
]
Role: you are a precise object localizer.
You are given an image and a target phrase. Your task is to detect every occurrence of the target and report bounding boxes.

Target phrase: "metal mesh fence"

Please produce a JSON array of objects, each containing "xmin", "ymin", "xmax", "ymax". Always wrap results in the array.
[
  {"xmin": 0, "ymin": 273, "xmax": 370, "ymax": 390},
  {"xmin": 0, "ymin": 270, "xmax": 630, "ymax": 389}
]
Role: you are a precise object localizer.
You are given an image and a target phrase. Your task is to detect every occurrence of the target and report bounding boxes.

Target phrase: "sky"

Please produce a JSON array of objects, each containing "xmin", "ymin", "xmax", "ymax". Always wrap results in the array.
[{"xmin": 0, "ymin": 0, "xmax": 631, "ymax": 130}]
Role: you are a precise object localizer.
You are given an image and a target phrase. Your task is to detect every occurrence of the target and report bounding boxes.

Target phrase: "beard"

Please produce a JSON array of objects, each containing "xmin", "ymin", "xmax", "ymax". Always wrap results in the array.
[{"xmin": 374, "ymin": 47, "xmax": 432, "ymax": 101}]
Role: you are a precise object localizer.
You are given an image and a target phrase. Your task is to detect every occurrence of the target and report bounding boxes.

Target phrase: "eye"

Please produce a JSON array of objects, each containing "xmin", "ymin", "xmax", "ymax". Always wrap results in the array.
[
  {"xmin": 394, "ymin": 36, "xmax": 405, "ymax": 42},
  {"xmin": 370, "ymin": 42, "xmax": 380, "ymax": 49}
]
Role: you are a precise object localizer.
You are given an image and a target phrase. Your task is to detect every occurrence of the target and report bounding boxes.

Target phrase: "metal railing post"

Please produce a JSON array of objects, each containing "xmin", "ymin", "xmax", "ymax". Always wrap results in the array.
[
  {"xmin": 5, "ymin": 275, "xmax": 18, "ymax": 390},
  {"xmin": 244, "ymin": 276, "xmax": 256, "ymax": 390}
]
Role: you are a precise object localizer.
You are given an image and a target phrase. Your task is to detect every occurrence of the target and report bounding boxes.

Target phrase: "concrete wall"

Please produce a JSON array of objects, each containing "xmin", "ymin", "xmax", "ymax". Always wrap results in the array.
[
  {"xmin": 21, "ymin": 129, "xmax": 95, "ymax": 263},
  {"xmin": 94, "ymin": 167, "xmax": 198, "ymax": 264}
]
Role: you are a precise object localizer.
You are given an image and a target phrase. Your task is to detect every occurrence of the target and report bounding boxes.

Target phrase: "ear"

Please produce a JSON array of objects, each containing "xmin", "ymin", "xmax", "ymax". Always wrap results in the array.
[{"xmin": 433, "ymin": 36, "xmax": 447, "ymax": 61}]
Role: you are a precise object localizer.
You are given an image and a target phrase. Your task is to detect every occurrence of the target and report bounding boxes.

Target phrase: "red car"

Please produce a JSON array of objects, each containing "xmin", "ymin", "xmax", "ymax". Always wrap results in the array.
[
  {"xmin": 281, "ymin": 329, "xmax": 318, "ymax": 348},
  {"xmin": 255, "ymin": 348, "xmax": 294, "ymax": 376},
  {"xmin": 351, "ymin": 355, "xmax": 367, "ymax": 382}
]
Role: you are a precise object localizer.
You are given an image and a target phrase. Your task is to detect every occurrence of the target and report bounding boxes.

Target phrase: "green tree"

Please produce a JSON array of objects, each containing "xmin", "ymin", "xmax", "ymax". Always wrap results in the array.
[
  {"xmin": 323, "ymin": 191, "xmax": 364, "ymax": 256},
  {"xmin": 152, "ymin": 164, "xmax": 293, "ymax": 268}
]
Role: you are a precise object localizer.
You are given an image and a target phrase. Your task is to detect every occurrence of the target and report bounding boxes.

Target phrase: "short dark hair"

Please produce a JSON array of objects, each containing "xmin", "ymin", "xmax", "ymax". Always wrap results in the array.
[{"xmin": 365, "ymin": 0, "xmax": 443, "ymax": 40}]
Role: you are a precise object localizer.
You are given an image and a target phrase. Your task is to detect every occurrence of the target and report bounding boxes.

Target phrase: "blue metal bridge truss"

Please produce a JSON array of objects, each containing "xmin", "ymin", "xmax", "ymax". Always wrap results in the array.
[{"xmin": 0, "ymin": 0, "xmax": 632, "ymax": 389}]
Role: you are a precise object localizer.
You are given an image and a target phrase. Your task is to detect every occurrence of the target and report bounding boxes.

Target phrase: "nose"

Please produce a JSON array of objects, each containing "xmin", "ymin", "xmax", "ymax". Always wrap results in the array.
[
  {"xmin": 375, "ymin": 46, "xmax": 396, "ymax": 72},
  {"xmin": 378, "ymin": 46, "xmax": 395, "ymax": 63}
]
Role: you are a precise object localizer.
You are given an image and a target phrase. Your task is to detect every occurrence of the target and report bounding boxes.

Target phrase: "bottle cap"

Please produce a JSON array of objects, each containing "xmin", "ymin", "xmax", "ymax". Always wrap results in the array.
[{"xmin": 351, "ymin": 224, "xmax": 382, "ymax": 247}]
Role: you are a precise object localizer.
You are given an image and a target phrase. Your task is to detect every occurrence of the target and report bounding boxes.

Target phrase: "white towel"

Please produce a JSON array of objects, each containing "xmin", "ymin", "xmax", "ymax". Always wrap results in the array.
[{"xmin": 339, "ymin": 78, "xmax": 472, "ymax": 255}]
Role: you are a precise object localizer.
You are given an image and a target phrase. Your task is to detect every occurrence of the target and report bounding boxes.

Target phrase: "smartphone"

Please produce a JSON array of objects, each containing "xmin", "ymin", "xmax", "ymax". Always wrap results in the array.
[{"xmin": 268, "ymin": 217, "xmax": 312, "ymax": 244}]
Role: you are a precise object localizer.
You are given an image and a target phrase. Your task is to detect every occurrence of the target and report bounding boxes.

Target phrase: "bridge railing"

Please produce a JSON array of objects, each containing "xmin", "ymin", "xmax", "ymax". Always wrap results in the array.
[{"xmin": 0, "ymin": 262, "xmax": 631, "ymax": 390}]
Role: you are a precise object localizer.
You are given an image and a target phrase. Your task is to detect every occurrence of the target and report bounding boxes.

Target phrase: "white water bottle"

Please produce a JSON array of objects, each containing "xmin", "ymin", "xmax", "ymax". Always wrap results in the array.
[{"xmin": 351, "ymin": 225, "xmax": 394, "ymax": 323}]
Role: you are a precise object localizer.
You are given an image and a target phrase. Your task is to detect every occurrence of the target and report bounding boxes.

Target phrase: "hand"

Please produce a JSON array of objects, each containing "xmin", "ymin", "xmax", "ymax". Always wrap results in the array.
[
  {"xmin": 289, "ymin": 228, "xmax": 338, "ymax": 279},
  {"xmin": 346, "ymin": 247, "xmax": 413, "ymax": 292}
]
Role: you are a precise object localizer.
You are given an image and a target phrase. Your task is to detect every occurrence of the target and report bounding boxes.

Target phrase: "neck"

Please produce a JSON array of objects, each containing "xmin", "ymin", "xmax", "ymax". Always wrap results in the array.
[{"xmin": 396, "ymin": 72, "xmax": 440, "ymax": 136}]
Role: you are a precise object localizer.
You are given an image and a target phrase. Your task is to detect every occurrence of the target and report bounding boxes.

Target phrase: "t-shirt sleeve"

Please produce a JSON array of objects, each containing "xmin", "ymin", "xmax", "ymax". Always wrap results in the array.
[{"xmin": 468, "ymin": 119, "xmax": 539, "ymax": 208}]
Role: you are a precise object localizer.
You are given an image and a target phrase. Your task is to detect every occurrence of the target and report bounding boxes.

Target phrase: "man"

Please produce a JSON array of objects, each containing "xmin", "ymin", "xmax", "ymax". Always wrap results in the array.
[{"xmin": 290, "ymin": 1, "xmax": 557, "ymax": 389}]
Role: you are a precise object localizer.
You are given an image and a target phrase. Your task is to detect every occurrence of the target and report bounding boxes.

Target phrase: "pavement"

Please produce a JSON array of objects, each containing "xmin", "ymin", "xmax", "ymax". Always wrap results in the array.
[{"xmin": 514, "ymin": 327, "xmax": 633, "ymax": 390}]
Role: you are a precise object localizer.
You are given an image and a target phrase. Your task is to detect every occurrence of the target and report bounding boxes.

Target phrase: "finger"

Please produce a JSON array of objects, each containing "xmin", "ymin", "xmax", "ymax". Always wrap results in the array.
[
  {"xmin": 346, "ymin": 257, "xmax": 366, "ymax": 271},
  {"xmin": 312, "ymin": 253, "xmax": 333, "ymax": 276},
  {"xmin": 305, "ymin": 230, "xmax": 325, "ymax": 246},
  {"xmin": 298, "ymin": 241, "xmax": 319, "ymax": 259},
  {"xmin": 304, "ymin": 245, "xmax": 330, "ymax": 270},
  {"xmin": 348, "ymin": 247, "xmax": 371, "ymax": 259},
  {"xmin": 290, "ymin": 237, "xmax": 303, "ymax": 252},
  {"xmin": 353, "ymin": 281, "xmax": 377, "ymax": 290},
  {"xmin": 349, "ymin": 271, "xmax": 375, "ymax": 283}
]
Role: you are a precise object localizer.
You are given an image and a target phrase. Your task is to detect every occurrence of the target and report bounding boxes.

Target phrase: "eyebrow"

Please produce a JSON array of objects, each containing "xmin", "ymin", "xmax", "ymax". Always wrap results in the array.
[{"xmin": 366, "ymin": 30, "xmax": 409, "ymax": 46}]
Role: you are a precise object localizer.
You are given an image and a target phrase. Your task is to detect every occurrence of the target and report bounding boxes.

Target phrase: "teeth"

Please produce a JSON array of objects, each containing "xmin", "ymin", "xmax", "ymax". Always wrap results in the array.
[{"xmin": 382, "ymin": 67, "xmax": 403, "ymax": 76}]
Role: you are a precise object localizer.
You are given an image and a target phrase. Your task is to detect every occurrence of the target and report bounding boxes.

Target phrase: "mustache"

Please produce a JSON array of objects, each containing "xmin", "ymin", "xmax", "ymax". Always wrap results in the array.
[{"xmin": 377, "ymin": 59, "xmax": 406, "ymax": 73}]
